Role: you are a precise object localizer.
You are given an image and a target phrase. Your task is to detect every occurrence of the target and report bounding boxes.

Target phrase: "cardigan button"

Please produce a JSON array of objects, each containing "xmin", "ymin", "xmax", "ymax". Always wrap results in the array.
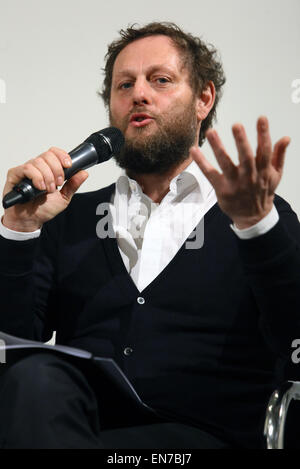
[
  {"xmin": 137, "ymin": 297, "xmax": 145, "ymax": 305},
  {"xmin": 124, "ymin": 347, "xmax": 133, "ymax": 356}
]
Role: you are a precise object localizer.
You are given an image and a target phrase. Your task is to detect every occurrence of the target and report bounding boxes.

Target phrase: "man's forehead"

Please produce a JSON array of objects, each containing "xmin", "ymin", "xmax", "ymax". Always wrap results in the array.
[{"xmin": 113, "ymin": 35, "xmax": 184, "ymax": 76}]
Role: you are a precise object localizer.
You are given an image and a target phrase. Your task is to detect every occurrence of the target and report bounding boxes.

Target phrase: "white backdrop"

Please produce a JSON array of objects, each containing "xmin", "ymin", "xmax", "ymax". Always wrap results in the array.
[{"xmin": 0, "ymin": 0, "xmax": 299, "ymax": 216}]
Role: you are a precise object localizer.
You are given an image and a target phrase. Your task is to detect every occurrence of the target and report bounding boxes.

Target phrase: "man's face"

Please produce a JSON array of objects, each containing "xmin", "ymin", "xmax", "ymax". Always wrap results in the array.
[{"xmin": 109, "ymin": 35, "xmax": 199, "ymax": 174}]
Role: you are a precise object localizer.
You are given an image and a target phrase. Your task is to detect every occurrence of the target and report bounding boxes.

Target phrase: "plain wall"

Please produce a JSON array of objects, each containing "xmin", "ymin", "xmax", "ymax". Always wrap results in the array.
[{"xmin": 0, "ymin": 0, "xmax": 299, "ymax": 217}]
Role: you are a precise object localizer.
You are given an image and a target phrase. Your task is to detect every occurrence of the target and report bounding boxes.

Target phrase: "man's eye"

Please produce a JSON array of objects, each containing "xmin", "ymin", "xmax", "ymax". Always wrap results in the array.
[
  {"xmin": 156, "ymin": 77, "xmax": 169, "ymax": 84},
  {"xmin": 120, "ymin": 82, "xmax": 132, "ymax": 89}
]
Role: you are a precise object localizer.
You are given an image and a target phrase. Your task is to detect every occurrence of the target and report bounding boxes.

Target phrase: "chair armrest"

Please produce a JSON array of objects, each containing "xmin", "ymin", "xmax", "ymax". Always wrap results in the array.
[{"xmin": 264, "ymin": 381, "xmax": 300, "ymax": 448}]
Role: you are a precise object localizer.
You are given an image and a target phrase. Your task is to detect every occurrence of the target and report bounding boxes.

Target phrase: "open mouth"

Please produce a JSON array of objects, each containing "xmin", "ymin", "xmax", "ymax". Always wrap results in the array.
[{"xmin": 130, "ymin": 113, "xmax": 154, "ymax": 127}]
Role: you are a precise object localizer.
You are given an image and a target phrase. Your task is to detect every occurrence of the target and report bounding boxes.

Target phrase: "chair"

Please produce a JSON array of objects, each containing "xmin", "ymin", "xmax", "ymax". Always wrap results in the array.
[{"xmin": 264, "ymin": 381, "xmax": 300, "ymax": 448}]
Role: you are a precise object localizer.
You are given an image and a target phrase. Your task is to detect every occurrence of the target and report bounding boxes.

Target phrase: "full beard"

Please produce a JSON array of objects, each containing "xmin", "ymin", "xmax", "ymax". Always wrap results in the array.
[{"xmin": 110, "ymin": 101, "xmax": 198, "ymax": 175}]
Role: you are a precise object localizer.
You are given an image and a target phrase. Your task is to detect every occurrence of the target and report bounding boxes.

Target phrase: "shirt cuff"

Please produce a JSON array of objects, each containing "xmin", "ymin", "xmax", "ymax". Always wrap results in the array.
[
  {"xmin": 0, "ymin": 216, "xmax": 41, "ymax": 241},
  {"xmin": 230, "ymin": 205, "xmax": 279, "ymax": 239}
]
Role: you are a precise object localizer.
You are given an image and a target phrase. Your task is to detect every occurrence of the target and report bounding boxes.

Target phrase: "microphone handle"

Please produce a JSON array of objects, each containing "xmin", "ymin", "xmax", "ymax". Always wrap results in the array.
[
  {"xmin": 63, "ymin": 142, "xmax": 98, "ymax": 179},
  {"xmin": 10, "ymin": 142, "xmax": 99, "ymax": 205}
]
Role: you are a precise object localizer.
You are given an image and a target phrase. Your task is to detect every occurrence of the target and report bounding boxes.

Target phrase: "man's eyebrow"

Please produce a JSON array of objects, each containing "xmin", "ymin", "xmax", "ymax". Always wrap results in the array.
[{"xmin": 114, "ymin": 65, "xmax": 177, "ymax": 78}]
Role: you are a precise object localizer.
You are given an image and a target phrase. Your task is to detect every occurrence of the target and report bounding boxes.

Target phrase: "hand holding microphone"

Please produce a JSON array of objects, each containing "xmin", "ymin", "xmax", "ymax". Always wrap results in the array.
[{"xmin": 1, "ymin": 127, "xmax": 124, "ymax": 232}]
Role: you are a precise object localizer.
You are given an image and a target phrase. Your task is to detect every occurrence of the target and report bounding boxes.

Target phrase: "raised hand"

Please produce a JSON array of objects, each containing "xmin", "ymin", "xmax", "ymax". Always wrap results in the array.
[{"xmin": 190, "ymin": 116, "xmax": 290, "ymax": 229}]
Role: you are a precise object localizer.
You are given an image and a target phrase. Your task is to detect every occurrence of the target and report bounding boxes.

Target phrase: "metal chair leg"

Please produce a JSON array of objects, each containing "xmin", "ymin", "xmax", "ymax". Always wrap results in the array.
[{"xmin": 264, "ymin": 381, "xmax": 300, "ymax": 449}]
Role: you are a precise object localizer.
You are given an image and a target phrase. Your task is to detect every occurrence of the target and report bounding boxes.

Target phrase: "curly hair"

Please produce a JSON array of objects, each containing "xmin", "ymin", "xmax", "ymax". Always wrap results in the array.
[{"xmin": 99, "ymin": 22, "xmax": 226, "ymax": 146}]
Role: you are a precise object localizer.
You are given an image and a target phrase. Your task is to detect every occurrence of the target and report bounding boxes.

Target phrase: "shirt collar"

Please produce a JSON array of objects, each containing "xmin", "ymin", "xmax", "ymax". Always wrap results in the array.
[
  {"xmin": 175, "ymin": 159, "xmax": 214, "ymax": 201},
  {"xmin": 115, "ymin": 158, "xmax": 214, "ymax": 202}
]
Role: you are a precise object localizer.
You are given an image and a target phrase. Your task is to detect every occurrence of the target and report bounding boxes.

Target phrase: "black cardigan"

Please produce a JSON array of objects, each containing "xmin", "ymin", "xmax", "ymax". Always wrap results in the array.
[{"xmin": 1, "ymin": 184, "xmax": 300, "ymax": 448}]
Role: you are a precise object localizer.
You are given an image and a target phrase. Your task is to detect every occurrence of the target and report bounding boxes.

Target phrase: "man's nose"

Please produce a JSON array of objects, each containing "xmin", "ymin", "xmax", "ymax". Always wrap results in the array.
[{"xmin": 132, "ymin": 78, "xmax": 152, "ymax": 105}]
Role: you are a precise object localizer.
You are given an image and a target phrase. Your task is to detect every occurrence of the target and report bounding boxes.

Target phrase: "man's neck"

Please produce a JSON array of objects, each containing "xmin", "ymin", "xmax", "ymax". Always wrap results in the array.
[{"xmin": 127, "ymin": 156, "xmax": 193, "ymax": 204}]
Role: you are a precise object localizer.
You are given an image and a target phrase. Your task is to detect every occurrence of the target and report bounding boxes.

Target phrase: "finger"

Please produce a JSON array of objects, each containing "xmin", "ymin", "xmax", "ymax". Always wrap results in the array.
[
  {"xmin": 31, "ymin": 156, "xmax": 59, "ymax": 193},
  {"xmin": 60, "ymin": 170, "xmax": 89, "ymax": 201},
  {"xmin": 42, "ymin": 151, "xmax": 67, "ymax": 187},
  {"xmin": 48, "ymin": 146, "xmax": 72, "ymax": 169},
  {"xmin": 8, "ymin": 162, "xmax": 47, "ymax": 192},
  {"xmin": 232, "ymin": 124, "xmax": 256, "ymax": 175},
  {"xmin": 33, "ymin": 147, "xmax": 72, "ymax": 192},
  {"xmin": 256, "ymin": 116, "xmax": 272, "ymax": 171},
  {"xmin": 206, "ymin": 129, "xmax": 237, "ymax": 179},
  {"xmin": 272, "ymin": 137, "xmax": 290, "ymax": 173},
  {"xmin": 190, "ymin": 145, "xmax": 223, "ymax": 188}
]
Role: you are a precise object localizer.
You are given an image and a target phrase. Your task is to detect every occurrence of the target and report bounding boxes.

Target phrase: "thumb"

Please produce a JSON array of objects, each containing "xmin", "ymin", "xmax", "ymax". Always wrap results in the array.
[{"xmin": 60, "ymin": 170, "xmax": 89, "ymax": 201}]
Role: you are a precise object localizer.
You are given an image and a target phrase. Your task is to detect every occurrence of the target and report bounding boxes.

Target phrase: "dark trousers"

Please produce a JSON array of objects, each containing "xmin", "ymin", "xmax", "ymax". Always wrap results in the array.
[{"xmin": 0, "ymin": 353, "xmax": 230, "ymax": 449}]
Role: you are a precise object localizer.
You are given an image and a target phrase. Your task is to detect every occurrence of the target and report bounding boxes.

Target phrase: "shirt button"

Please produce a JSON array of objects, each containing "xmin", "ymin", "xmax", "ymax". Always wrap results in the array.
[
  {"xmin": 124, "ymin": 347, "xmax": 133, "ymax": 356},
  {"xmin": 137, "ymin": 296, "xmax": 145, "ymax": 304}
]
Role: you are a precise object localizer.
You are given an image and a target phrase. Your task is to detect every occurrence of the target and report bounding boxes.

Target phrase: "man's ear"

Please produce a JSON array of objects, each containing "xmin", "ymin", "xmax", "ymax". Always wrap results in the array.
[{"xmin": 196, "ymin": 81, "xmax": 216, "ymax": 121}]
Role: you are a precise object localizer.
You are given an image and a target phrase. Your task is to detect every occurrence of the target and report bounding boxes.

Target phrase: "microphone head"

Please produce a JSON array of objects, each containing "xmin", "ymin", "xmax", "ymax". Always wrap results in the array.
[{"xmin": 85, "ymin": 127, "xmax": 124, "ymax": 162}]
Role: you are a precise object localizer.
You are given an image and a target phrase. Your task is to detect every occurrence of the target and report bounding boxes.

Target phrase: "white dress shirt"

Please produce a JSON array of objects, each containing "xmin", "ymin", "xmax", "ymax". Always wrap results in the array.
[
  {"xmin": 111, "ymin": 161, "xmax": 217, "ymax": 291},
  {"xmin": 0, "ymin": 160, "xmax": 279, "ymax": 292}
]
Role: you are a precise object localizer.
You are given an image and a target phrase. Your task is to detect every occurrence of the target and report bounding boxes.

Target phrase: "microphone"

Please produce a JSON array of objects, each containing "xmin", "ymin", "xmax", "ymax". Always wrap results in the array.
[{"xmin": 2, "ymin": 127, "xmax": 124, "ymax": 209}]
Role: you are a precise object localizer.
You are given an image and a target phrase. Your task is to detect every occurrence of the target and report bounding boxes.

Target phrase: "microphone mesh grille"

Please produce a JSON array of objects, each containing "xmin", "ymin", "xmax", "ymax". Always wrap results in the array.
[
  {"xmin": 86, "ymin": 127, "xmax": 124, "ymax": 162},
  {"xmin": 100, "ymin": 127, "xmax": 125, "ymax": 154}
]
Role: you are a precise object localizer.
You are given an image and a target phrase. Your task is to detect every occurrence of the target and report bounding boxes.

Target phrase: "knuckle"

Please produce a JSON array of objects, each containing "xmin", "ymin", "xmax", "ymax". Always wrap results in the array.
[
  {"xmin": 44, "ymin": 172, "xmax": 54, "ymax": 183},
  {"xmin": 23, "ymin": 162, "xmax": 33, "ymax": 172},
  {"xmin": 6, "ymin": 167, "xmax": 15, "ymax": 177},
  {"xmin": 6, "ymin": 167, "xmax": 17, "ymax": 183},
  {"xmin": 34, "ymin": 156, "xmax": 44, "ymax": 166},
  {"xmin": 44, "ymin": 150, "xmax": 54, "ymax": 160},
  {"xmin": 48, "ymin": 147, "xmax": 63, "ymax": 160},
  {"xmin": 36, "ymin": 174, "xmax": 45, "ymax": 183},
  {"xmin": 44, "ymin": 150, "xmax": 61, "ymax": 168}
]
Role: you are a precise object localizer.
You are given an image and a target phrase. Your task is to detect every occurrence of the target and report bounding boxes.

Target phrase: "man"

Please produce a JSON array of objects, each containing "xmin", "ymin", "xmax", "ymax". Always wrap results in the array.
[{"xmin": 0, "ymin": 22, "xmax": 299, "ymax": 449}]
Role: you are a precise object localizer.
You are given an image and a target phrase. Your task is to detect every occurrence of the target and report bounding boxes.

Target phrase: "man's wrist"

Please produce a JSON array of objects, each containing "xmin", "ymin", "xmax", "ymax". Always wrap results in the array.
[
  {"xmin": 232, "ymin": 205, "xmax": 275, "ymax": 230},
  {"xmin": 0, "ymin": 216, "xmax": 41, "ymax": 240},
  {"xmin": 230, "ymin": 205, "xmax": 279, "ymax": 239},
  {"xmin": 2, "ymin": 215, "xmax": 42, "ymax": 232}
]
